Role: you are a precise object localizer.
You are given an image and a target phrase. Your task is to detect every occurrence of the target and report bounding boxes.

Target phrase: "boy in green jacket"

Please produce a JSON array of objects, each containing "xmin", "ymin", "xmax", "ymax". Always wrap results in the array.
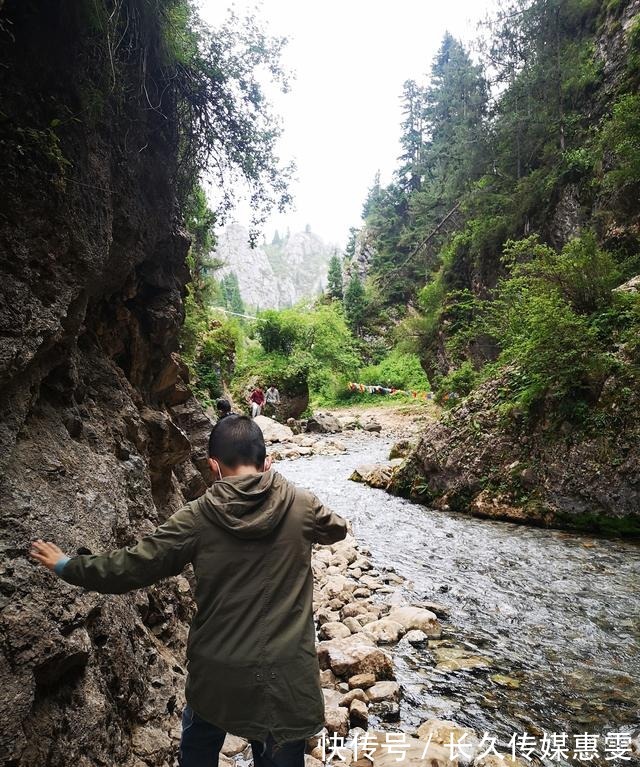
[{"xmin": 31, "ymin": 414, "xmax": 348, "ymax": 767}]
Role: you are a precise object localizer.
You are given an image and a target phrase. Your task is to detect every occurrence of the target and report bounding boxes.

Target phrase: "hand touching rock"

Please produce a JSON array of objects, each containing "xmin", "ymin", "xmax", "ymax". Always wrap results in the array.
[{"xmin": 30, "ymin": 540, "xmax": 68, "ymax": 571}]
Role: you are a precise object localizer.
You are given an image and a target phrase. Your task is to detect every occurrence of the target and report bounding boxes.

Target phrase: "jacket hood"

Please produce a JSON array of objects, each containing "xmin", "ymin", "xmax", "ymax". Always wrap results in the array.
[{"xmin": 199, "ymin": 470, "xmax": 296, "ymax": 539}]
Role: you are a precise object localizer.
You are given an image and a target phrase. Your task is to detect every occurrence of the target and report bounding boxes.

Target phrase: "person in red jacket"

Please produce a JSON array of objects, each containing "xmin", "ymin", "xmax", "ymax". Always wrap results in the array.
[{"xmin": 248, "ymin": 386, "xmax": 265, "ymax": 418}]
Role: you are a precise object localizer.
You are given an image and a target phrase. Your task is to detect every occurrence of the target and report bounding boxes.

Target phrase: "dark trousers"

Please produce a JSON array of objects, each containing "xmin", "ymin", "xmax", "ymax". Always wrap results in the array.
[{"xmin": 179, "ymin": 706, "xmax": 306, "ymax": 767}]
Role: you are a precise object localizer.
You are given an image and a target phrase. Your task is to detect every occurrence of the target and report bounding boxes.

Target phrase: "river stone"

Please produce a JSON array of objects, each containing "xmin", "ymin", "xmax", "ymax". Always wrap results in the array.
[
  {"xmin": 417, "ymin": 719, "xmax": 480, "ymax": 765},
  {"xmin": 324, "ymin": 706, "xmax": 349, "ymax": 737},
  {"xmin": 349, "ymin": 698, "xmax": 369, "ymax": 729},
  {"xmin": 222, "ymin": 734, "xmax": 249, "ymax": 756},
  {"xmin": 362, "ymin": 619, "xmax": 406, "ymax": 644},
  {"xmin": 322, "ymin": 688, "xmax": 344, "ymax": 709},
  {"xmin": 253, "ymin": 415, "xmax": 294, "ymax": 443},
  {"xmin": 366, "ymin": 732, "xmax": 456, "ymax": 767},
  {"xmin": 361, "ymin": 417, "xmax": 382, "ymax": 432},
  {"xmin": 432, "ymin": 647, "xmax": 491, "ymax": 672},
  {"xmin": 388, "ymin": 606, "xmax": 442, "ymax": 637},
  {"xmin": 348, "ymin": 672, "xmax": 376, "ymax": 690},
  {"xmin": 404, "ymin": 630, "xmax": 429, "ymax": 646},
  {"xmin": 305, "ymin": 755, "xmax": 324, "ymax": 767},
  {"xmin": 366, "ymin": 681, "xmax": 401, "ymax": 703},
  {"xmin": 389, "ymin": 439, "xmax": 414, "ymax": 459},
  {"xmin": 370, "ymin": 701, "xmax": 400, "ymax": 722},
  {"xmin": 317, "ymin": 634, "xmax": 395, "ymax": 679},
  {"xmin": 306, "ymin": 412, "xmax": 343, "ymax": 434},
  {"xmin": 474, "ymin": 755, "xmax": 528, "ymax": 767},
  {"xmin": 339, "ymin": 688, "xmax": 368, "ymax": 707},
  {"xmin": 319, "ymin": 668, "xmax": 338, "ymax": 687},
  {"xmin": 343, "ymin": 617, "xmax": 361, "ymax": 633},
  {"xmin": 319, "ymin": 621, "xmax": 352, "ymax": 641},
  {"xmin": 341, "ymin": 603, "xmax": 368, "ymax": 619}
]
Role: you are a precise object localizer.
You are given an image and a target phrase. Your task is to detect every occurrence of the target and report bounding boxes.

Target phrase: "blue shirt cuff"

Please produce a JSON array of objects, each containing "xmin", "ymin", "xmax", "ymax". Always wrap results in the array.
[{"xmin": 54, "ymin": 556, "xmax": 71, "ymax": 576}]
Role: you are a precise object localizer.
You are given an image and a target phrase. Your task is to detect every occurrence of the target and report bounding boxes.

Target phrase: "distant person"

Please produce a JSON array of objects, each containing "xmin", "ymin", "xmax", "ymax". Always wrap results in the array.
[
  {"xmin": 248, "ymin": 386, "xmax": 265, "ymax": 418},
  {"xmin": 30, "ymin": 415, "xmax": 348, "ymax": 767},
  {"xmin": 216, "ymin": 398, "xmax": 233, "ymax": 421},
  {"xmin": 265, "ymin": 385, "xmax": 281, "ymax": 418}
]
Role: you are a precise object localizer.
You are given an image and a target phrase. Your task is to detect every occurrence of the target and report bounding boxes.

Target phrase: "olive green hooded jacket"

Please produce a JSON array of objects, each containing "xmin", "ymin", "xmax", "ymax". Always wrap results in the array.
[{"xmin": 59, "ymin": 470, "xmax": 347, "ymax": 744}]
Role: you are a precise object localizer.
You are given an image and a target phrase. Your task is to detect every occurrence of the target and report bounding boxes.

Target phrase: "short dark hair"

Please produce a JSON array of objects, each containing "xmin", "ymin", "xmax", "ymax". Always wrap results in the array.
[
  {"xmin": 208, "ymin": 414, "xmax": 266, "ymax": 469},
  {"xmin": 216, "ymin": 398, "xmax": 231, "ymax": 414}
]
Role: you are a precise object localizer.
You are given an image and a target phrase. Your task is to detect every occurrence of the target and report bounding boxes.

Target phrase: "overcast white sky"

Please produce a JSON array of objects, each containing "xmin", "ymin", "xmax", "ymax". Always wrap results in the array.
[{"xmin": 199, "ymin": 0, "xmax": 496, "ymax": 248}]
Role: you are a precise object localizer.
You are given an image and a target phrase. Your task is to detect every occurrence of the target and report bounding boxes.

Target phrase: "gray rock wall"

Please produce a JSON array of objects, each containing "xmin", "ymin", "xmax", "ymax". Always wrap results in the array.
[{"xmin": 0, "ymin": 2, "xmax": 212, "ymax": 763}]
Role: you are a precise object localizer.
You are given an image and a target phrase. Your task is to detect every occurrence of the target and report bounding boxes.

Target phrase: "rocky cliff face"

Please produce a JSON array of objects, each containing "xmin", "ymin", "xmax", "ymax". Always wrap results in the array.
[
  {"xmin": 391, "ymin": 351, "xmax": 640, "ymax": 535},
  {"xmin": 215, "ymin": 223, "xmax": 335, "ymax": 309},
  {"xmin": 0, "ymin": 2, "xmax": 212, "ymax": 764}
]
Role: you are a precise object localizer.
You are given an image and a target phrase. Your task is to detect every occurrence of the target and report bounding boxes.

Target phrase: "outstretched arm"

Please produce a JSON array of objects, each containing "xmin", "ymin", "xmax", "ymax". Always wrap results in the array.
[
  {"xmin": 30, "ymin": 505, "xmax": 199, "ymax": 594},
  {"xmin": 311, "ymin": 495, "xmax": 347, "ymax": 545}
]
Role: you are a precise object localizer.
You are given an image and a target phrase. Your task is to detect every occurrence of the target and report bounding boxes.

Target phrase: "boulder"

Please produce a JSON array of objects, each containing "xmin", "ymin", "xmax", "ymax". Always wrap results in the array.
[
  {"xmin": 319, "ymin": 622, "xmax": 352, "ymax": 641},
  {"xmin": 389, "ymin": 439, "xmax": 414, "ymax": 459},
  {"xmin": 324, "ymin": 706, "xmax": 350, "ymax": 738},
  {"xmin": 404, "ymin": 630, "xmax": 429, "ymax": 647},
  {"xmin": 361, "ymin": 417, "xmax": 382, "ymax": 433},
  {"xmin": 417, "ymin": 719, "xmax": 480, "ymax": 765},
  {"xmin": 306, "ymin": 412, "xmax": 343, "ymax": 434},
  {"xmin": 222, "ymin": 734, "xmax": 249, "ymax": 756},
  {"xmin": 365, "ymin": 732, "xmax": 456, "ymax": 767},
  {"xmin": 348, "ymin": 672, "xmax": 376, "ymax": 690},
  {"xmin": 253, "ymin": 415, "xmax": 294, "ymax": 443},
  {"xmin": 349, "ymin": 462, "xmax": 402, "ymax": 489},
  {"xmin": 432, "ymin": 647, "xmax": 490, "ymax": 672},
  {"xmin": 349, "ymin": 698, "xmax": 369, "ymax": 729},
  {"xmin": 362, "ymin": 619, "xmax": 405, "ymax": 645},
  {"xmin": 317, "ymin": 634, "xmax": 395, "ymax": 679},
  {"xmin": 388, "ymin": 606, "xmax": 442, "ymax": 637},
  {"xmin": 366, "ymin": 681, "xmax": 401, "ymax": 703}
]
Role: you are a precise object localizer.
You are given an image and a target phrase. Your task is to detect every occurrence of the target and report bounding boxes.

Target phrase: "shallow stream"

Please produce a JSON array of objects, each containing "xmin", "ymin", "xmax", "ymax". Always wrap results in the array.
[{"xmin": 276, "ymin": 434, "xmax": 640, "ymax": 765}]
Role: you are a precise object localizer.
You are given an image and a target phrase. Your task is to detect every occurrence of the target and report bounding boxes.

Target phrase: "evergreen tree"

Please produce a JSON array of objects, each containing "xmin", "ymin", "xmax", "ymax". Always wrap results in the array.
[
  {"xmin": 343, "ymin": 273, "xmax": 367, "ymax": 334},
  {"xmin": 220, "ymin": 272, "xmax": 245, "ymax": 314},
  {"xmin": 398, "ymin": 80, "xmax": 426, "ymax": 192},
  {"xmin": 326, "ymin": 252, "xmax": 343, "ymax": 300}
]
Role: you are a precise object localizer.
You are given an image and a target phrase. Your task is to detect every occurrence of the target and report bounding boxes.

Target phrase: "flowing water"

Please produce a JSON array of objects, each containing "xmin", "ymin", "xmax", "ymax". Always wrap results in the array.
[{"xmin": 276, "ymin": 434, "xmax": 640, "ymax": 765}]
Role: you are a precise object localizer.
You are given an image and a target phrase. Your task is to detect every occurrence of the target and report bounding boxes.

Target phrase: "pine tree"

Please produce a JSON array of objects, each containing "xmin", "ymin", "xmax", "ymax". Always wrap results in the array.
[
  {"xmin": 343, "ymin": 273, "xmax": 367, "ymax": 334},
  {"xmin": 326, "ymin": 252, "xmax": 343, "ymax": 300},
  {"xmin": 220, "ymin": 272, "xmax": 244, "ymax": 314}
]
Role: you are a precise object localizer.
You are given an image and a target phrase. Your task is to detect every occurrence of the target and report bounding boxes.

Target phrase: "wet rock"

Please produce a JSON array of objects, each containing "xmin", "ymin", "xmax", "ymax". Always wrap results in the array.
[
  {"xmin": 349, "ymin": 462, "xmax": 402, "ymax": 489},
  {"xmin": 432, "ymin": 647, "xmax": 491, "ymax": 672},
  {"xmin": 370, "ymin": 701, "xmax": 400, "ymax": 722},
  {"xmin": 361, "ymin": 417, "xmax": 382, "ymax": 433},
  {"xmin": 417, "ymin": 719, "xmax": 480, "ymax": 765},
  {"xmin": 404, "ymin": 629, "xmax": 429, "ymax": 647},
  {"xmin": 366, "ymin": 681, "xmax": 401, "ymax": 703},
  {"xmin": 361, "ymin": 733, "xmax": 455, "ymax": 767},
  {"xmin": 362, "ymin": 619, "xmax": 405, "ymax": 645},
  {"xmin": 388, "ymin": 606, "xmax": 442, "ymax": 637},
  {"xmin": 349, "ymin": 698, "xmax": 369, "ymax": 729},
  {"xmin": 317, "ymin": 634, "xmax": 395, "ymax": 679}
]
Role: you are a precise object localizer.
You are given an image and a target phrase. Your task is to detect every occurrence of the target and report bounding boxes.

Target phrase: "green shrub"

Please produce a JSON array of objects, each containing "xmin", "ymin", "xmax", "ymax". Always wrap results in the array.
[{"xmin": 435, "ymin": 361, "xmax": 478, "ymax": 403}]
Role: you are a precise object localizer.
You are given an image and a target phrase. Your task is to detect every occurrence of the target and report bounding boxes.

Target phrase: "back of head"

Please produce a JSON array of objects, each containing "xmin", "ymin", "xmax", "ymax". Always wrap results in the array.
[
  {"xmin": 216, "ymin": 398, "xmax": 231, "ymax": 415},
  {"xmin": 208, "ymin": 414, "xmax": 266, "ymax": 469}
]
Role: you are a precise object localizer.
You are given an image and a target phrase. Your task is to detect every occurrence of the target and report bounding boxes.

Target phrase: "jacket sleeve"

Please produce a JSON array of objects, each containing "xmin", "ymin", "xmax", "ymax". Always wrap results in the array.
[
  {"xmin": 59, "ymin": 505, "xmax": 199, "ymax": 594},
  {"xmin": 311, "ymin": 494, "xmax": 347, "ymax": 545}
]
